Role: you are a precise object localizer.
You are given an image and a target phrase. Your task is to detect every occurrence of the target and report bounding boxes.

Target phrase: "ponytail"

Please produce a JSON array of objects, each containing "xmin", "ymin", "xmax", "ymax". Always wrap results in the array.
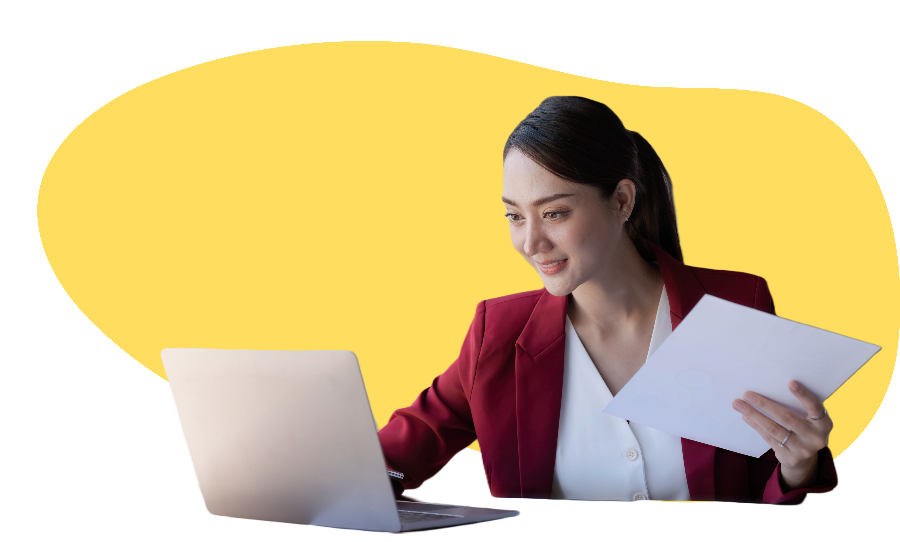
[{"xmin": 626, "ymin": 130, "xmax": 683, "ymax": 263}]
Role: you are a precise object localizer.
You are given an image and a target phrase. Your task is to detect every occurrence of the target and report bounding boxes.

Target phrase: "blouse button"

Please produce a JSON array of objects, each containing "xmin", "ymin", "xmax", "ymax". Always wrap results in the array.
[
  {"xmin": 633, "ymin": 493, "xmax": 647, "ymax": 501},
  {"xmin": 625, "ymin": 448, "xmax": 639, "ymax": 461}
]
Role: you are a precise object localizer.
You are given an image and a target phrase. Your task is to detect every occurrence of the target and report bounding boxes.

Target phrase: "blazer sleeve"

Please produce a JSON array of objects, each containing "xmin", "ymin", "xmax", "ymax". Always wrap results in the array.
[
  {"xmin": 750, "ymin": 277, "xmax": 839, "ymax": 504},
  {"xmin": 377, "ymin": 301, "xmax": 485, "ymax": 496}
]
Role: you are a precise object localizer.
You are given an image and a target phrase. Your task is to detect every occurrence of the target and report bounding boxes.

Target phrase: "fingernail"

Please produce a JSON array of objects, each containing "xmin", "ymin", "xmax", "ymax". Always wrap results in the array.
[
  {"xmin": 790, "ymin": 381, "xmax": 800, "ymax": 391},
  {"xmin": 742, "ymin": 415, "xmax": 750, "ymax": 422},
  {"xmin": 733, "ymin": 401, "xmax": 745, "ymax": 411},
  {"xmin": 745, "ymin": 393, "xmax": 756, "ymax": 404}
]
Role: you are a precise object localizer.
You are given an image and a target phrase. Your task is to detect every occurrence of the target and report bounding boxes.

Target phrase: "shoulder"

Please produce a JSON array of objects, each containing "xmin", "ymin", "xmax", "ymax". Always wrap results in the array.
[
  {"xmin": 483, "ymin": 288, "xmax": 545, "ymax": 309},
  {"xmin": 686, "ymin": 264, "xmax": 774, "ymax": 312},
  {"xmin": 468, "ymin": 288, "xmax": 547, "ymax": 344},
  {"xmin": 480, "ymin": 288, "xmax": 546, "ymax": 320}
]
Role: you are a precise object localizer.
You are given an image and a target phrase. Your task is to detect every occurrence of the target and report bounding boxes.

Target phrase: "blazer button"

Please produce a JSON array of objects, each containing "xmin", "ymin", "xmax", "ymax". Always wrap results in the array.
[
  {"xmin": 625, "ymin": 448, "xmax": 639, "ymax": 461},
  {"xmin": 633, "ymin": 493, "xmax": 647, "ymax": 501}
]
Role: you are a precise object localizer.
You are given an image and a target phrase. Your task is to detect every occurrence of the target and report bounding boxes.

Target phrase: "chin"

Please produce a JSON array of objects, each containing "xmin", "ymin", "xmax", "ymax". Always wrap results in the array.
[{"xmin": 541, "ymin": 280, "xmax": 576, "ymax": 297}]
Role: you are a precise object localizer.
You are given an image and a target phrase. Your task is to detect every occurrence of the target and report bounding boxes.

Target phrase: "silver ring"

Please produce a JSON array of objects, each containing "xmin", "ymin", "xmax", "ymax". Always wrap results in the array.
[
  {"xmin": 779, "ymin": 431, "xmax": 792, "ymax": 448},
  {"xmin": 810, "ymin": 407, "xmax": 828, "ymax": 421}
]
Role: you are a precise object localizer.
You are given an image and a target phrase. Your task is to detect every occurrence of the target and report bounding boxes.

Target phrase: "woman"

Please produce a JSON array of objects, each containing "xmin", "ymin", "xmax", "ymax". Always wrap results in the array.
[{"xmin": 378, "ymin": 96, "xmax": 837, "ymax": 504}]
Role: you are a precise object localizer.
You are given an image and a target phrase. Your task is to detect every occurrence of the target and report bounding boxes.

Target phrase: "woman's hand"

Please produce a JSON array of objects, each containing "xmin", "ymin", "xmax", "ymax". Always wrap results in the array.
[{"xmin": 732, "ymin": 380, "xmax": 833, "ymax": 491}]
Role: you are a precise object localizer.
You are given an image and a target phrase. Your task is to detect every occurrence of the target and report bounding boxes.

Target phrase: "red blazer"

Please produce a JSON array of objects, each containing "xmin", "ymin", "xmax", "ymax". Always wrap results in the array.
[{"xmin": 378, "ymin": 241, "xmax": 838, "ymax": 504}]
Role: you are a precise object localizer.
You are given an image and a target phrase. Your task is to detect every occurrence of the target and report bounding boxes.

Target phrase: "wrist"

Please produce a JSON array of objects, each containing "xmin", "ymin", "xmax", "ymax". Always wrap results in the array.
[{"xmin": 781, "ymin": 455, "xmax": 818, "ymax": 491}]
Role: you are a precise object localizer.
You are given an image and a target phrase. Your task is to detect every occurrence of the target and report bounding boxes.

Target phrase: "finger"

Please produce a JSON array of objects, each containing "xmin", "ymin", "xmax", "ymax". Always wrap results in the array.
[
  {"xmin": 788, "ymin": 380, "xmax": 827, "ymax": 420},
  {"xmin": 733, "ymin": 399, "xmax": 792, "ymax": 442},
  {"xmin": 742, "ymin": 391, "xmax": 805, "ymax": 432},
  {"xmin": 742, "ymin": 414, "xmax": 825, "ymax": 471},
  {"xmin": 741, "ymin": 413, "xmax": 794, "ymax": 452},
  {"xmin": 788, "ymin": 382, "xmax": 834, "ymax": 448}
]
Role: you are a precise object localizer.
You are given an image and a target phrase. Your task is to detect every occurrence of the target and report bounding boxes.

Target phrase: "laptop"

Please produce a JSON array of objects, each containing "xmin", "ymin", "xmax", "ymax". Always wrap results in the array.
[{"xmin": 161, "ymin": 348, "xmax": 519, "ymax": 532}]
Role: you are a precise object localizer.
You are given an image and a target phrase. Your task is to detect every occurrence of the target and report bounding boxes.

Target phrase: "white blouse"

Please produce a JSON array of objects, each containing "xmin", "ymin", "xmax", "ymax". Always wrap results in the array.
[{"xmin": 551, "ymin": 284, "xmax": 692, "ymax": 501}]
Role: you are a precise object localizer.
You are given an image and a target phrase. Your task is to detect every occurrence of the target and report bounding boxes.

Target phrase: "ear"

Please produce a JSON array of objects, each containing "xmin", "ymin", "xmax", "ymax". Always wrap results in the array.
[{"xmin": 614, "ymin": 179, "xmax": 637, "ymax": 218}]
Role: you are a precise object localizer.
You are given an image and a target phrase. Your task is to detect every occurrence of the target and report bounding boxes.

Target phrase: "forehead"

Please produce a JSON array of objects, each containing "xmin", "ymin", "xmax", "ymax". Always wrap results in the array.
[{"xmin": 502, "ymin": 149, "xmax": 593, "ymax": 202}]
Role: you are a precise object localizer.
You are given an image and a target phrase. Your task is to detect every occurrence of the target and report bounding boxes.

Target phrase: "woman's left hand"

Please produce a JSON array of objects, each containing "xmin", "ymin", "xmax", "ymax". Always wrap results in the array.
[{"xmin": 732, "ymin": 380, "xmax": 833, "ymax": 491}]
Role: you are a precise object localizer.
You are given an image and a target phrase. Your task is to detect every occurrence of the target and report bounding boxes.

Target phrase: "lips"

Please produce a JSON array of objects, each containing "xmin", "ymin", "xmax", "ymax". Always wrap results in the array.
[
  {"xmin": 537, "ymin": 259, "xmax": 568, "ymax": 275},
  {"xmin": 538, "ymin": 258, "xmax": 568, "ymax": 267}
]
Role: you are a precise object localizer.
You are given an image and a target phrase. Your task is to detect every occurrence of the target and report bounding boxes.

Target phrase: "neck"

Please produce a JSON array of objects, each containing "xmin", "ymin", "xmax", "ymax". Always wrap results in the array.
[{"xmin": 567, "ymin": 237, "xmax": 664, "ymax": 338}]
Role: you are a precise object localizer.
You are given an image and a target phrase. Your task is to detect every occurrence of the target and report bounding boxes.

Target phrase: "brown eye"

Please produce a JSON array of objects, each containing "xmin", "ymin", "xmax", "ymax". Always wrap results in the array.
[
  {"xmin": 544, "ymin": 211, "xmax": 569, "ymax": 220},
  {"xmin": 504, "ymin": 213, "xmax": 523, "ymax": 223}
]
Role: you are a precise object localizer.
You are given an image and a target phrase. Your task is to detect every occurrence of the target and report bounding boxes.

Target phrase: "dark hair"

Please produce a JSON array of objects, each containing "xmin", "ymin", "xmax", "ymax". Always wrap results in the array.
[{"xmin": 503, "ymin": 96, "xmax": 683, "ymax": 264}]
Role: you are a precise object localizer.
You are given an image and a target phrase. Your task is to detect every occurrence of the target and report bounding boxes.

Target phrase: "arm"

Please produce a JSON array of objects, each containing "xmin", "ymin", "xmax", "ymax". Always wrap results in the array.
[
  {"xmin": 745, "ymin": 277, "xmax": 838, "ymax": 504},
  {"xmin": 782, "ymin": 452, "xmax": 820, "ymax": 490},
  {"xmin": 377, "ymin": 302, "xmax": 485, "ymax": 495},
  {"xmin": 757, "ymin": 448, "xmax": 838, "ymax": 504}
]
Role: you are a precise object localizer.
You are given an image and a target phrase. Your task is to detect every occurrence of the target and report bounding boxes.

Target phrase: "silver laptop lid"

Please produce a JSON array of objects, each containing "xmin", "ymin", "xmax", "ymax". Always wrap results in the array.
[{"xmin": 161, "ymin": 349, "xmax": 401, "ymax": 532}]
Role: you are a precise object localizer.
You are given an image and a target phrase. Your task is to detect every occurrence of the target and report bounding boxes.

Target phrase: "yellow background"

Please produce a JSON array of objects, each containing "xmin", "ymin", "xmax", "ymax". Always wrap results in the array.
[{"xmin": 38, "ymin": 42, "xmax": 898, "ymax": 456}]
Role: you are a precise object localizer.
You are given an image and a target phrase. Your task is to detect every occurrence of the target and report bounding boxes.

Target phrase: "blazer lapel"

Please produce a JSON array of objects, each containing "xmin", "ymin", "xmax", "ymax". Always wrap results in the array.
[
  {"xmin": 649, "ymin": 242, "xmax": 706, "ymax": 327},
  {"xmin": 514, "ymin": 289, "xmax": 567, "ymax": 498},
  {"xmin": 649, "ymin": 242, "xmax": 718, "ymax": 501},
  {"xmin": 513, "ymin": 239, "xmax": 718, "ymax": 500}
]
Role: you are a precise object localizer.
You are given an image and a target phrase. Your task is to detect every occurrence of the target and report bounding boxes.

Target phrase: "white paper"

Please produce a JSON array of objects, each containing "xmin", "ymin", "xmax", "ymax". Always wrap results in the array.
[{"xmin": 601, "ymin": 294, "xmax": 881, "ymax": 457}]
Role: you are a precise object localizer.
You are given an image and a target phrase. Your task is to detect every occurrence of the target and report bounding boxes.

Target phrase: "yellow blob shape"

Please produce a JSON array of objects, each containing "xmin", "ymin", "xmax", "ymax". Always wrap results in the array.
[{"xmin": 38, "ymin": 42, "xmax": 899, "ymax": 457}]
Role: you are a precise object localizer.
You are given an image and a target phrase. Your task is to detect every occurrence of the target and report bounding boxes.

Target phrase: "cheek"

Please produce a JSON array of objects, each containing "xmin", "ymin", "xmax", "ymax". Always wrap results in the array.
[
  {"xmin": 573, "ymin": 228, "xmax": 597, "ymax": 252},
  {"xmin": 553, "ymin": 219, "xmax": 580, "ymax": 243},
  {"xmin": 563, "ymin": 220, "xmax": 601, "ymax": 257},
  {"xmin": 510, "ymin": 228, "xmax": 526, "ymax": 254}
]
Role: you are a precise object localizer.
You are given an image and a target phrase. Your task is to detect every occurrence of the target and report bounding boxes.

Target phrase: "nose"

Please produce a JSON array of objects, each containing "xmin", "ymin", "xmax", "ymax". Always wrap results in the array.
[{"xmin": 522, "ymin": 219, "xmax": 553, "ymax": 257}]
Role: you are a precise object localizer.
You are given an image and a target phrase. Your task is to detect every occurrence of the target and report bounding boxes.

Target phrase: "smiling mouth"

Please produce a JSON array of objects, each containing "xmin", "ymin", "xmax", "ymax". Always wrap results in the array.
[{"xmin": 539, "ymin": 259, "xmax": 567, "ymax": 269}]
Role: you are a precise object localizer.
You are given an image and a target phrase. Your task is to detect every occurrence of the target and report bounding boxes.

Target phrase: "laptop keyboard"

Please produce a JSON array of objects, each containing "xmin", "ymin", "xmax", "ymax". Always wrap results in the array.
[
  {"xmin": 398, "ymin": 510, "xmax": 464, "ymax": 524},
  {"xmin": 398, "ymin": 504, "xmax": 459, "ymax": 513}
]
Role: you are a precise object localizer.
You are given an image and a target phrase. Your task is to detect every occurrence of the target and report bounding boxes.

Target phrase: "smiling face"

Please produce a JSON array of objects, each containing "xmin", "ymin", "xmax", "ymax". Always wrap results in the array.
[{"xmin": 502, "ymin": 149, "xmax": 634, "ymax": 297}]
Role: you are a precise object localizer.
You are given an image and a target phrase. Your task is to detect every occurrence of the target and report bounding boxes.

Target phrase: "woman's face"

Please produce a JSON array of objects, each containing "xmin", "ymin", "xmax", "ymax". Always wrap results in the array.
[{"xmin": 502, "ymin": 149, "xmax": 632, "ymax": 297}]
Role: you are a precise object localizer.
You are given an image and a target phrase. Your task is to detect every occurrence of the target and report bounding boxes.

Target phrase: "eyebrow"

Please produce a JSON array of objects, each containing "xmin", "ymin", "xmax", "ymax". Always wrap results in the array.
[{"xmin": 502, "ymin": 193, "xmax": 575, "ymax": 208}]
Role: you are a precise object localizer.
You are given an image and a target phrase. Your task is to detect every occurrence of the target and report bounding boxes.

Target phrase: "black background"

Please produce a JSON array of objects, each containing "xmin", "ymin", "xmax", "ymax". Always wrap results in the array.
[{"xmin": 33, "ymin": 37, "xmax": 896, "ymax": 535}]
